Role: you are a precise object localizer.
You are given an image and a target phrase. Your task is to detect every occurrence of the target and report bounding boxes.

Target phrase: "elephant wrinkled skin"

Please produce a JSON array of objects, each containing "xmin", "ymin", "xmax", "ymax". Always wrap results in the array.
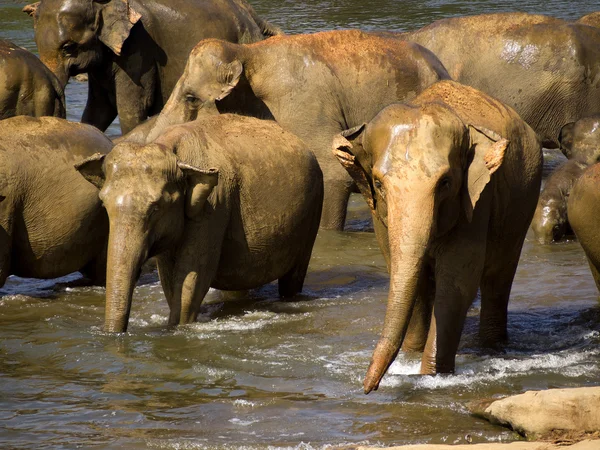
[
  {"xmin": 145, "ymin": 29, "xmax": 450, "ymax": 230},
  {"xmin": 77, "ymin": 114, "xmax": 323, "ymax": 333},
  {"xmin": 0, "ymin": 39, "xmax": 64, "ymax": 120},
  {"xmin": 390, "ymin": 12, "xmax": 600, "ymax": 148},
  {"xmin": 25, "ymin": 0, "xmax": 280, "ymax": 133},
  {"xmin": 333, "ymin": 80, "xmax": 542, "ymax": 388},
  {"xmin": 0, "ymin": 116, "xmax": 112, "ymax": 287}
]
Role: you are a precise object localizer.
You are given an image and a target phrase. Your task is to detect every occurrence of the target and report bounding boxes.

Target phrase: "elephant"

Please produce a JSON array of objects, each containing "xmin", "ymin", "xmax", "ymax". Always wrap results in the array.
[
  {"xmin": 532, "ymin": 114, "xmax": 600, "ymax": 244},
  {"xmin": 0, "ymin": 116, "xmax": 113, "ymax": 288},
  {"xmin": 568, "ymin": 163, "xmax": 600, "ymax": 292},
  {"xmin": 389, "ymin": 12, "xmax": 600, "ymax": 148},
  {"xmin": 0, "ymin": 39, "xmax": 64, "ymax": 120},
  {"xmin": 76, "ymin": 114, "xmax": 323, "ymax": 333},
  {"xmin": 23, "ymin": 0, "xmax": 282, "ymax": 134},
  {"xmin": 143, "ymin": 29, "xmax": 450, "ymax": 230},
  {"xmin": 531, "ymin": 160, "xmax": 586, "ymax": 244},
  {"xmin": 558, "ymin": 114, "xmax": 600, "ymax": 165},
  {"xmin": 332, "ymin": 80, "xmax": 542, "ymax": 387},
  {"xmin": 578, "ymin": 12, "xmax": 600, "ymax": 27}
]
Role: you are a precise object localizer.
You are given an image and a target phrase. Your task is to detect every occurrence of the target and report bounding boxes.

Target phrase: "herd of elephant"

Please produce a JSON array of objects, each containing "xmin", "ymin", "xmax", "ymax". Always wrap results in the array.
[{"xmin": 2, "ymin": 0, "xmax": 600, "ymax": 394}]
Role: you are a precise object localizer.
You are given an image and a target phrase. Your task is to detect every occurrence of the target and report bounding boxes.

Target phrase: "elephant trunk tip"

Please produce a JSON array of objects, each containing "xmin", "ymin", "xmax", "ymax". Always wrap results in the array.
[{"xmin": 363, "ymin": 337, "xmax": 401, "ymax": 394}]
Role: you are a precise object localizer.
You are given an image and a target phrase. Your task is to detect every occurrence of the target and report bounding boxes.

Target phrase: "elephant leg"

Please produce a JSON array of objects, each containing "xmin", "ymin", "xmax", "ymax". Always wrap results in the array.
[
  {"xmin": 420, "ymin": 203, "xmax": 490, "ymax": 374},
  {"xmin": 479, "ymin": 235, "xmax": 527, "ymax": 347},
  {"xmin": 81, "ymin": 245, "xmax": 108, "ymax": 286},
  {"xmin": 0, "ymin": 236, "xmax": 11, "ymax": 288},
  {"xmin": 402, "ymin": 264, "xmax": 434, "ymax": 353},
  {"xmin": 169, "ymin": 221, "xmax": 224, "ymax": 325},
  {"xmin": 320, "ymin": 177, "xmax": 353, "ymax": 231},
  {"xmin": 157, "ymin": 250, "xmax": 177, "ymax": 311},
  {"xmin": 82, "ymin": 74, "xmax": 118, "ymax": 132},
  {"xmin": 587, "ymin": 258, "xmax": 600, "ymax": 293},
  {"xmin": 278, "ymin": 259, "xmax": 310, "ymax": 298}
]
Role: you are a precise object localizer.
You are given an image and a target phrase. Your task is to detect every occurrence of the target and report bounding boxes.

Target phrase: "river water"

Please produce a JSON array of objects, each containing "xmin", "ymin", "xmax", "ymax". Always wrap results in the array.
[{"xmin": 1, "ymin": 1, "xmax": 599, "ymax": 449}]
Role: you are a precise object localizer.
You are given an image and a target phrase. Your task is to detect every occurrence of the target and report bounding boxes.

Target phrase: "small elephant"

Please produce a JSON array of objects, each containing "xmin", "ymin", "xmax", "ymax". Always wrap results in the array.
[
  {"xmin": 24, "ymin": 0, "xmax": 281, "ymax": 133},
  {"xmin": 393, "ymin": 13, "xmax": 600, "ymax": 148},
  {"xmin": 532, "ymin": 114, "xmax": 600, "ymax": 244},
  {"xmin": 76, "ymin": 114, "xmax": 323, "ymax": 333},
  {"xmin": 568, "ymin": 163, "xmax": 600, "ymax": 292},
  {"xmin": 0, "ymin": 116, "xmax": 113, "ymax": 288},
  {"xmin": 0, "ymin": 39, "xmax": 64, "ymax": 120},
  {"xmin": 144, "ymin": 29, "xmax": 450, "ymax": 230},
  {"xmin": 333, "ymin": 80, "xmax": 542, "ymax": 388},
  {"xmin": 531, "ymin": 160, "xmax": 587, "ymax": 244},
  {"xmin": 558, "ymin": 114, "xmax": 600, "ymax": 165}
]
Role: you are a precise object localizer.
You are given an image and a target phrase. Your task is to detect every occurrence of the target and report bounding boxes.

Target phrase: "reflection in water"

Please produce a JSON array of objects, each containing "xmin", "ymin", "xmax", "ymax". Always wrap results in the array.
[{"xmin": 1, "ymin": 0, "xmax": 600, "ymax": 448}]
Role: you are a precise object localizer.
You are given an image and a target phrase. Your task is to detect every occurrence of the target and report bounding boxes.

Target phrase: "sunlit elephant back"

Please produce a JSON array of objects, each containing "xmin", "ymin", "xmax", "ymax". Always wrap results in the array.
[
  {"xmin": 396, "ymin": 12, "xmax": 600, "ymax": 148},
  {"xmin": 24, "ymin": 0, "xmax": 281, "ymax": 133}
]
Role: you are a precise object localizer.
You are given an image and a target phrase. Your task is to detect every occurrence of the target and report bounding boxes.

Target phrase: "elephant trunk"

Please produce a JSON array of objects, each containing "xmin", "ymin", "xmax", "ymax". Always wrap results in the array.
[
  {"xmin": 363, "ymin": 194, "xmax": 433, "ymax": 394},
  {"xmin": 104, "ymin": 222, "xmax": 148, "ymax": 333},
  {"xmin": 145, "ymin": 83, "xmax": 190, "ymax": 143},
  {"xmin": 39, "ymin": 52, "xmax": 69, "ymax": 89}
]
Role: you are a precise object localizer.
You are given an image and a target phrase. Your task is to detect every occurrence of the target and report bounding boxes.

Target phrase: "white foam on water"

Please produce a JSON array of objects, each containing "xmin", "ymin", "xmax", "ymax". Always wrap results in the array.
[
  {"xmin": 233, "ymin": 399, "xmax": 257, "ymax": 409},
  {"xmin": 381, "ymin": 348, "xmax": 600, "ymax": 390},
  {"xmin": 228, "ymin": 417, "xmax": 259, "ymax": 426},
  {"xmin": 181, "ymin": 310, "xmax": 310, "ymax": 336}
]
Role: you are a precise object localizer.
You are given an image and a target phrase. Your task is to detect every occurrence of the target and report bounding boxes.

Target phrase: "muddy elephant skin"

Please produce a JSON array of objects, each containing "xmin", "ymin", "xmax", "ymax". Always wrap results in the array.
[
  {"xmin": 333, "ymin": 80, "xmax": 542, "ymax": 388},
  {"xmin": 144, "ymin": 30, "xmax": 450, "ymax": 230},
  {"xmin": 389, "ymin": 12, "xmax": 600, "ymax": 148},
  {"xmin": 532, "ymin": 114, "xmax": 600, "ymax": 244},
  {"xmin": 559, "ymin": 114, "xmax": 600, "ymax": 165},
  {"xmin": 77, "ymin": 114, "xmax": 323, "ymax": 333},
  {"xmin": 0, "ymin": 39, "xmax": 64, "ymax": 120},
  {"xmin": 568, "ymin": 164, "xmax": 600, "ymax": 292},
  {"xmin": 531, "ymin": 160, "xmax": 587, "ymax": 244},
  {"xmin": 0, "ymin": 116, "xmax": 113, "ymax": 287},
  {"xmin": 25, "ymin": 0, "xmax": 281, "ymax": 134}
]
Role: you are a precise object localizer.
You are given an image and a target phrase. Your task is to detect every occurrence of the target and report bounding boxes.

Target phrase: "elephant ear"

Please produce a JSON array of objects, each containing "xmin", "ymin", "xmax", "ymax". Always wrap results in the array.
[
  {"xmin": 75, "ymin": 153, "xmax": 106, "ymax": 189},
  {"xmin": 463, "ymin": 125, "xmax": 508, "ymax": 222},
  {"xmin": 216, "ymin": 61, "xmax": 243, "ymax": 101},
  {"xmin": 332, "ymin": 124, "xmax": 376, "ymax": 213},
  {"xmin": 96, "ymin": 0, "xmax": 142, "ymax": 56},
  {"xmin": 177, "ymin": 162, "xmax": 219, "ymax": 219},
  {"xmin": 22, "ymin": 2, "xmax": 40, "ymax": 22},
  {"xmin": 559, "ymin": 121, "xmax": 575, "ymax": 159}
]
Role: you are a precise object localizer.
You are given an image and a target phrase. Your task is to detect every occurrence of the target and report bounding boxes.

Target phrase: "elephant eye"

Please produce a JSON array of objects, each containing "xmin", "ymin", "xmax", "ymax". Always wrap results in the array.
[
  {"xmin": 61, "ymin": 41, "xmax": 77, "ymax": 56},
  {"xmin": 373, "ymin": 178, "xmax": 385, "ymax": 199},
  {"xmin": 185, "ymin": 94, "xmax": 200, "ymax": 107},
  {"xmin": 438, "ymin": 176, "xmax": 452, "ymax": 192}
]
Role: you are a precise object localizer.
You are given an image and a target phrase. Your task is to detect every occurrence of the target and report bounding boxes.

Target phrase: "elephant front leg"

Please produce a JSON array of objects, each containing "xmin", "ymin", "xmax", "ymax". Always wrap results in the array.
[
  {"xmin": 114, "ymin": 65, "xmax": 158, "ymax": 134},
  {"xmin": 320, "ymin": 173, "xmax": 354, "ymax": 231},
  {"xmin": 168, "ymin": 222, "xmax": 223, "ymax": 325},
  {"xmin": 82, "ymin": 72, "xmax": 118, "ymax": 132},
  {"xmin": 401, "ymin": 264, "xmax": 435, "ymax": 353}
]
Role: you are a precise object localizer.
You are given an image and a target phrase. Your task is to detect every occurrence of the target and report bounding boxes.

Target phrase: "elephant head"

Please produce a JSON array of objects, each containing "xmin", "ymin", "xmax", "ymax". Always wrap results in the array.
[
  {"xmin": 333, "ymin": 103, "xmax": 508, "ymax": 392},
  {"xmin": 24, "ymin": 0, "xmax": 141, "ymax": 87},
  {"xmin": 559, "ymin": 115, "xmax": 600, "ymax": 165},
  {"xmin": 146, "ymin": 40, "xmax": 243, "ymax": 142},
  {"xmin": 76, "ymin": 142, "xmax": 218, "ymax": 332}
]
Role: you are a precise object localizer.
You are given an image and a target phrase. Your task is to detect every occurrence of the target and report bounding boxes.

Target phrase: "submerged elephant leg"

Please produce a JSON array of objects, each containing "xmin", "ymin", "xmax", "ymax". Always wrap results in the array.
[
  {"xmin": 278, "ymin": 259, "xmax": 310, "ymax": 298},
  {"xmin": 479, "ymin": 231, "xmax": 528, "ymax": 347},
  {"xmin": 169, "ymin": 222, "xmax": 223, "ymax": 325},
  {"xmin": 80, "ymin": 245, "xmax": 108, "ymax": 286},
  {"xmin": 157, "ymin": 250, "xmax": 177, "ymax": 312},
  {"xmin": 401, "ymin": 264, "xmax": 434, "ymax": 353},
  {"xmin": 320, "ymin": 177, "xmax": 353, "ymax": 231}
]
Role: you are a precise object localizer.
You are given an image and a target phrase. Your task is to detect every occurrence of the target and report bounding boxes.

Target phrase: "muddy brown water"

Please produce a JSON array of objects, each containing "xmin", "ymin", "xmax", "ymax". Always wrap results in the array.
[{"xmin": 1, "ymin": 1, "xmax": 599, "ymax": 448}]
